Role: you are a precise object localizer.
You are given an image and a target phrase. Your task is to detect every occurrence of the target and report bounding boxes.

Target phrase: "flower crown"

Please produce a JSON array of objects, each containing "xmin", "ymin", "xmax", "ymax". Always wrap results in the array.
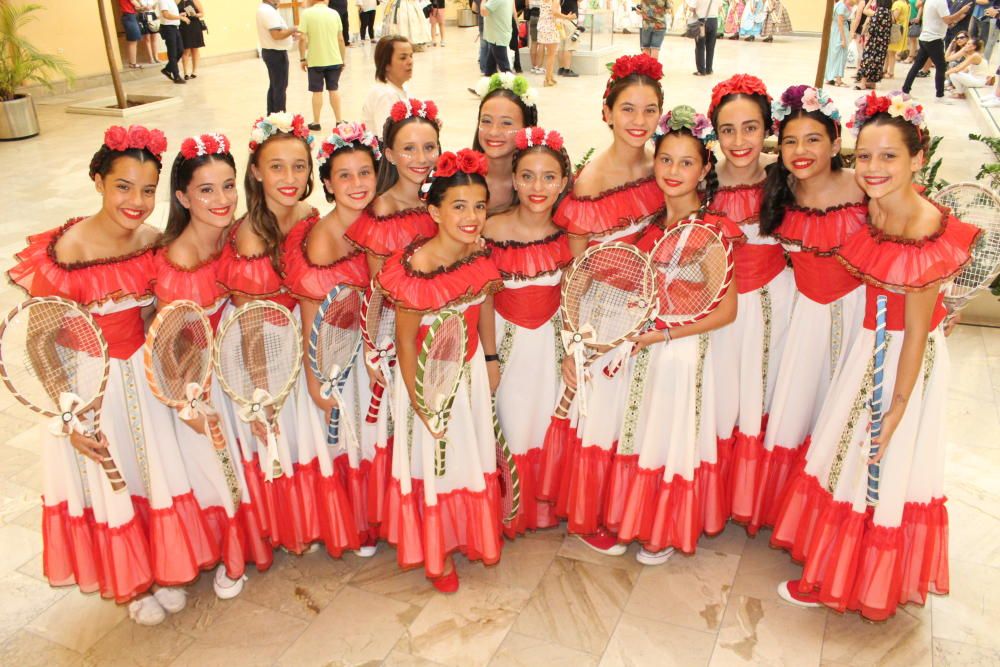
[
  {"xmin": 602, "ymin": 53, "xmax": 663, "ymax": 103},
  {"xmin": 180, "ymin": 133, "xmax": 231, "ymax": 160},
  {"xmin": 708, "ymin": 74, "xmax": 772, "ymax": 119},
  {"xmin": 249, "ymin": 112, "xmax": 313, "ymax": 152},
  {"xmin": 846, "ymin": 90, "xmax": 925, "ymax": 137},
  {"xmin": 771, "ymin": 85, "xmax": 841, "ymax": 134},
  {"xmin": 389, "ymin": 98, "xmax": 440, "ymax": 125},
  {"xmin": 654, "ymin": 106, "xmax": 717, "ymax": 148},
  {"xmin": 316, "ymin": 122, "xmax": 382, "ymax": 166},
  {"xmin": 474, "ymin": 72, "xmax": 538, "ymax": 108},
  {"xmin": 103, "ymin": 125, "xmax": 168, "ymax": 160},
  {"xmin": 514, "ymin": 127, "xmax": 564, "ymax": 152},
  {"xmin": 419, "ymin": 149, "xmax": 489, "ymax": 200}
]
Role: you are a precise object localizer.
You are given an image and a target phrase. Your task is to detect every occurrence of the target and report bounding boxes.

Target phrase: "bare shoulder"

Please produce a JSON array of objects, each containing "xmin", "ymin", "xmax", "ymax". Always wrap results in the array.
[
  {"xmin": 907, "ymin": 197, "xmax": 945, "ymax": 240},
  {"xmin": 372, "ymin": 193, "xmax": 401, "ymax": 216},
  {"xmin": 164, "ymin": 235, "xmax": 201, "ymax": 269},
  {"xmin": 234, "ymin": 219, "xmax": 268, "ymax": 256},
  {"xmin": 135, "ymin": 223, "xmax": 162, "ymax": 248},
  {"xmin": 483, "ymin": 210, "xmax": 517, "ymax": 242}
]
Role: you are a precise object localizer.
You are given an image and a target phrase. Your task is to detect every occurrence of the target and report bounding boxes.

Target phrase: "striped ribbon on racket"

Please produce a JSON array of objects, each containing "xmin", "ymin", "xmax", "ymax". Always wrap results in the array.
[
  {"xmin": 361, "ymin": 282, "xmax": 396, "ymax": 423},
  {"xmin": 0, "ymin": 297, "xmax": 126, "ymax": 492},
  {"xmin": 308, "ymin": 286, "xmax": 363, "ymax": 452},
  {"xmin": 144, "ymin": 300, "xmax": 241, "ymax": 509},
  {"xmin": 415, "ymin": 310, "xmax": 467, "ymax": 477},
  {"xmin": 491, "ymin": 395, "xmax": 520, "ymax": 523},
  {"xmin": 866, "ymin": 294, "xmax": 888, "ymax": 506},
  {"xmin": 933, "ymin": 182, "xmax": 1000, "ymax": 313}
]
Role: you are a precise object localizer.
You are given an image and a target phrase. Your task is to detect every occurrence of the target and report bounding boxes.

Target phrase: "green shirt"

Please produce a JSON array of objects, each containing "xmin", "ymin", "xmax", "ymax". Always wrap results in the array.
[
  {"xmin": 483, "ymin": 0, "xmax": 514, "ymax": 45},
  {"xmin": 299, "ymin": 4, "xmax": 343, "ymax": 68}
]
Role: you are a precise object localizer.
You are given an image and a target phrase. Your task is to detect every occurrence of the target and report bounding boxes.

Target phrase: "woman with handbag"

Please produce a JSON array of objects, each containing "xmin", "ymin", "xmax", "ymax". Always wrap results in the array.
[
  {"xmin": 178, "ymin": 0, "xmax": 206, "ymax": 80},
  {"xmin": 690, "ymin": 0, "xmax": 721, "ymax": 75},
  {"xmin": 855, "ymin": 0, "xmax": 892, "ymax": 88},
  {"xmin": 904, "ymin": 0, "xmax": 922, "ymax": 63},
  {"xmin": 886, "ymin": 0, "xmax": 909, "ymax": 77}
]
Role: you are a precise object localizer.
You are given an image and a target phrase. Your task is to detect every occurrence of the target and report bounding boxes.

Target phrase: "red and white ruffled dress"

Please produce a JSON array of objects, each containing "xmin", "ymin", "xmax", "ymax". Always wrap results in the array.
[
  {"xmin": 153, "ymin": 249, "xmax": 274, "ymax": 577},
  {"xmin": 771, "ymin": 210, "xmax": 979, "ymax": 621},
  {"xmin": 540, "ymin": 176, "xmax": 663, "ymax": 535},
  {"xmin": 9, "ymin": 220, "xmax": 228, "ymax": 601},
  {"xmin": 740, "ymin": 202, "xmax": 867, "ymax": 535},
  {"xmin": 485, "ymin": 231, "xmax": 573, "ymax": 537},
  {"xmin": 216, "ymin": 213, "xmax": 360, "ymax": 557},
  {"xmin": 376, "ymin": 242, "xmax": 504, "ymax": 577},
  {"xmin": 709, "ymin": 181, "xmax": 796, "ymax": 523},
  {"xmin": 283, "ymin": 216, "xmax": 386, "ymax": 545},
  {"xmin": 344, "ymin": 205, "xmax": 437, "ymax": 262},
  {"xmin": 616, "ymin": 213, "xmax": 744, "ymax": 552}
]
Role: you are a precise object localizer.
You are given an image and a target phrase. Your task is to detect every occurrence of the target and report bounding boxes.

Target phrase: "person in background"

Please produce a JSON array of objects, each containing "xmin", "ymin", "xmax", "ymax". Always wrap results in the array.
[
  {"xmin": 358, "ymin": 0, "xmax": 378, "ymax": 43},
  {"xmin": 158, "ymin": 0, "xmax": 189, "ymax": 84},
  {"xmin": 481, "ymin": 0, "xmax": 515, "ymax": 74},
  {"xmin": 855, "ymin": 0, "xmax": 891, "ymax": 89},
  {"xmin": 638, "ymin": 0, "xmax": 670, "ymax": 63},
  {"xmin": 136, "ymin": 0, "xmax": 159, "ymax": 65},
  {"xmin": 761, "ymin": 0, "xmax": 793, "ymax": 41},
  {"xmin": 430, "ymin": 0, "xmax": 447, "ymax": 45},
  {"xmin": 328, "ymin": 0, "xmax": 352, "ymax": 46},
  {"xmin": 557, "ymin": 0, "xmax": 580, "ymax": 76},
  {"xmin": 946, "ymin": 0, "xmax": 974, "ymax": 43},
  {"xmin": 528, "ymin": 0, "xmax": 543, "ymax": 73},
  {"xmin": 120, "ymin": 0, "xmax": 144, "ymax": 69},
  {"xmin": 693, "ymin": 0, "xmax": 723, "ymax": 75},
  {"xmin": 903, "ymin": 0, "xmax": 922, "ymax": 63},
  {"xmin": 363, "ymin": 36, "xmax": 414, "ymax": 136},
  {"xmin": 825, "ymin": 0, "xmax": 856, "ymax": 85},
  {"xmin": 886, "ymin": 0, "xmax": 909, "ymax": 78},
  {"xmin": 511, "ymin": 0, "xmax": 525, "ymax": 73},
  {"xmin": 901, "ymin": 0, "xmax": 972, "ymax": 100},
  {"xmin": 178, "ymin": 0, "xmax": 206, "ymax": 80},
  {"xmin": 257, "ymin": 0, "xmax": 300, "ymax": 114},
  {"xmin": 299, "ymin": 0, "xmax": 347, "ymax": 130},
  {"xmin": 947, "ymin": 37, "xmax": 988, "ymax": 97},
  {"xmin": 536, "ymin": 0, "xmax": 561, "ymax": 85}
]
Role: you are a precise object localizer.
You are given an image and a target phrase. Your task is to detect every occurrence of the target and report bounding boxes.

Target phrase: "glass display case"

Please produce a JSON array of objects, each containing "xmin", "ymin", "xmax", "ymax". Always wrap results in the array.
[{"xmin": 576, "ymin": 1, "xmax": 615, "ymax": 53}]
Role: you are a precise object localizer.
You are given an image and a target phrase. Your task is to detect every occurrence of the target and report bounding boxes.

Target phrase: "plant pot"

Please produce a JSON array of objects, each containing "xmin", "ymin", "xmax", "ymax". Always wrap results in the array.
[
  {"xmin": 0, "ymin": 94, "xmax": 40, "ymax": 141},
  {"xmin": 458, "ymin": 8, "xmax": 477, "ymax": 27}
]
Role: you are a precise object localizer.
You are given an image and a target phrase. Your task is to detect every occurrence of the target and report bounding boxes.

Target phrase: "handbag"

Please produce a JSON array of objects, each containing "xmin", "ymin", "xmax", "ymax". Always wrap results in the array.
[
  {"xmin": 685, "ymin": 18, "xmax": 705, "ymax": 39},
  {"xmin": 143, "ymin": 11, "xmax": 160, "ymax": 33},
  {"xmin": 907, "ymin": 21, "xmax": 921, "ymax": 38},
  {"xmin": 890, "ymin": 22, "xmax": 903, "ymax": 43}
]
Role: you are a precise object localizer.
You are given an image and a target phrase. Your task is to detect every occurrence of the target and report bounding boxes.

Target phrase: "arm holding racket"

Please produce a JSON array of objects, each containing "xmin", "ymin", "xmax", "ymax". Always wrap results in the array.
[
  {"xmin": 477, "ymin": 294, "xmax": 501, "ymax": 394},
  {"xmin": 629, "ymin": 281, "xmax": 738, "ymax": 351},
  {"xmin": 396, "ymin": 308, "xmax": 443, "ymax": 438}
]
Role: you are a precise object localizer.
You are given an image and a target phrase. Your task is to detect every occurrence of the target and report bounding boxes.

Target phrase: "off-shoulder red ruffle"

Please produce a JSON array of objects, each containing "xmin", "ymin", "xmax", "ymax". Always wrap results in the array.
[
  {"xmin": 376, "ymin": 240, "xmax": 503, "ymax": 313},
  {"xmin": 637, "ymin": 211, "xmax": 745, "ymax": 251},
  {"xmin": 217, "ymin": 219, "xmax": 286, "ymax": 298},
  {"xmin": 836, "ymin": 212, "xmax": 980, "ymax": 291},
  {"xmin": 774, "ymin": 202, "xmax": 868, "ymax": 255},
  {"xmin": 711, "ymin": 180, "xmax": 765, "ymax": 225},
  {"xmin": 345, "ymin": 207, "xmax": 436, "ymax": 258},
  {"xmin": 554, "ymin": 177, "xmax": 663, "ymax": 237},
  {"xmin": 282, "ymin": 215, "xmax": 370, "ymax": 300},
  {"xmin": 504, "ymin": 448, "xmax": 559, "ymax": 538},
  {"xmin": 8, "ymin": 218, "xmax": 156, "ymax": 305},
  {"xmin": 485, "ymin": 231, "xmax": 574, "ymax": 279},
  {"xmin": 771, "ymin": 473, "xmax": 949, "ymax": 622},
  {"xmin": 153, "ymin": 248, "xmax": 227, "ymax": 307}
]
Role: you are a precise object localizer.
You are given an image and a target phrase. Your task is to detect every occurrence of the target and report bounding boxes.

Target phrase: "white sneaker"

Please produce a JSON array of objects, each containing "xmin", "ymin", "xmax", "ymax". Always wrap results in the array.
[
  {"xmin": 213, "ymin": 565, "xmax": 247, "ymax": 600},
  {"xmin": 153, "ymin": 586, "xmax": 187, "ymax": 614},
  {"xmin": 577, "ymin": 532, "xmax": 628, "ymax": 556},
  {"xmin": 636, "ymin": 546, "xmax": 675, "ymax": 566},
  {"xmin": 128, "ymin": 595, "xmax": 167, "ymax": 626},
  {"xmin": 776, "ymin": 580, "xmax": 823, "ymax": 608},
  {"xmin": 354, "ymin": 545, "xmax": 378, "ymax": 558},
  {"xmin": 983, "ymin": 97, "xmax": 1000, "ymax": 107},
  {"xmin": 935, "ymin": 96, "xmax": 955, "ymax": 105}
]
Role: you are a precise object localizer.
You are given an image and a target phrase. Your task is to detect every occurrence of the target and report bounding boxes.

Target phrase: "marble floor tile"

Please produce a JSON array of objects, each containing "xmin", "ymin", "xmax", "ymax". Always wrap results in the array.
[
  {"xmin": 710, "ymin": 595, "xmax": 827, "ymax": 667},
  {"xmin": 405, "ymin": 577, "xmax": 529, "ymax": 667},
  {"xmin": 276, "ymin": 585, "xmax": 419, "ymax": 666},
  {"xmin": 821, "ymin": 604, "xmax": 931, "ymax": 667},
  {"xmin": 4, "ymin": 422, "xmax": 45, "ymax": 453},
  {"xmin": 237, "ymin": 548, "xmax": 356, "ymax": 622},
  {"xmin": 625, "ymin": 549, "xmax": 741, "ymax": 633},
  {"xmin": 946, "ymin": 397, "xmax": 1000, "ymax": 451},
  {"xmin": 949, "ymin": 360, "xmax": 997, "ymax": 403},
  {"xmin": 80, "ymin": 620, "xmax": 195, "ymax": 667},
  {"xmin": 0, "ymin": 445, "xmax": 40, "ymax": 481},
  {"xmin": 599, "ymin": 613, "xmax": 716, "ymax": 667},
  {"xmin": 698, "ymin": 522, "xmax": 749, "ymax": 557},
  {"xmin": 457, "ymin": 533, "xmax": 562, "ymax": 593},
  {"xmin": 513, "ymin": 556, "xmax": 637, "ymax": 655},
  {"xmin": 9, "ymin": 502, "xmax": 42, "ymax": 532},
  {"xmin": 729, "ymin": 537, "xmax": 801, "ymax": 602},
  {"xmin": 0, "ymin": 478, "xmax": 39, "ymax": 527},
  {"xmin": 26, "ymin": 588, "xmax": 127, "ymax": 653},
  {"xmin": 0, "ymin": 523, "xmax": 43, "ymax": 577},
  {"xmin": 932, "ymin": 559, "xmax": 1000, "ymax": 651},
  {"xmin": 556, "ymin": 535, "xmax": 645, "ymax": 576},
  {"xmin": 169, "ymin": 599, "xmax": 307, "ymax": 667},
  {"xmin": 349, "ymin": 546, "xmax": 440, "ymax": 607},
  {"xmin": 932, "ymin": 638, "xmax": 1000, "ymax": 666},
  {"xmin": 383, "ymin": 647, "xmax": 449, "ymax": 667},
  {"xmin": 490, "ymin": 631, "xmax": 600, "ymax": 667},
  {"xmin": 0, "ymin": 629, "xmax": 82, "ymax": 667},
  {"xmin": 17, "ymin": 552, "xmax": 47, "ymax": 583},
  {"xmin": 0, "ymin": 571, "xmax": 68, "ymax": 644},
  {"xmin": 946, "ymin": 497, "xmax": 1000, "ymax": 569}
]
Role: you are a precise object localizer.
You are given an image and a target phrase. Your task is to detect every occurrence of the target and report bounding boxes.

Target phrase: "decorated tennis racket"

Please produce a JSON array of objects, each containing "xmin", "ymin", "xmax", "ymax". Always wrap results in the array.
[
  {"xmin": 308, "ymin": 286, "xmax": 363, "ymax": 452},
  {"xmin": 492, "ymin": 396, "xmax": 521, "ymax": 523},
  {"xmin": 553, "ymin": 242, "xmax": 657, "ymax": 419},
  {"xmin": 866, "ymin": 294, "xmax": 888, "ymax": 506},
  {"xmin": 0, "ymin": 297, "xmax": 125, "ymax": 492},
  {"xmin": 144, "ymin": 300, "xmax": 241, "ymax": 509},
  {"xmin": 933, "ymin": 183, "xmax": 1000, "ymax": 312},
  {"xmin": 214, "ymin": 301, "xmax": 302, "ymax": 481},
  {"xmin": 361, "ymin": 282, "xmax": 396, "ymax": 424},
  {"xmin": 414, "ymin": 310, "xmax": 467, "ymax": 478}
]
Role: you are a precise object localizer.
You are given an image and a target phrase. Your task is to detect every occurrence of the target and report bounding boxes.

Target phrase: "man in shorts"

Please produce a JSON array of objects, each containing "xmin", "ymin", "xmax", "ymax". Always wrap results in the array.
[
  {"xmin": 638, "ymin": 0, "xmax": 669, "ymax": 61},
  {"xmin": 298, "ymin": 0, "xmax": 347, "ymax": 129},
  {"xmin": 120, "ymin": 0, "xmax": 143, "ymax": 69},
  {"xmin": 558, "ymin": 0, "xmax": 580, "ymax": 76}
]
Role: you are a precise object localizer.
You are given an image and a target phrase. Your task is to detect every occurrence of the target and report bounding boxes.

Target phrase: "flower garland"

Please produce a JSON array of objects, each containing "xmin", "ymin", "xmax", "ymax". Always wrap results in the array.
[
  {"xmin": 708, "ymin": 74, "xmax": 772, "ymax": 119},
  {"xmin": 771, "ymin": 85, "xmax": 841, "ymax": 134},
  {"xmin": 389, "ymin": 98, "xmax": 440, "ymax": 125},
  {"xmin": 248, "ymin": 112, "xmax": 313, "ymax": 152},
  {"xmin": 103, "ymin": 125, "xmax": 168, "ymax": 160},
  {"xmin": 419, "ymin": 149, "xmax": 489, "ymax": 200},
  {"xmin": 515, "ymin": 127, "xmax": 564, "ymax": 151},
  {"xmin": 316, "ymin": 122, "xmax": 382, "ymax": 166},
  {"xmin": 654, "ymin": 105, "xmax": 717, "ymax": 149},
  {"xmin": 602, "ymin": 53, "xmax": 664, "ymax": 104},
  {"xmin": 846, "ymin": 90, "xmax": 926, "ymax": 137},
  {"xmin": 180, "ymin": 133, "xmax": 231, "ymax": 160},
  {"xmin": 474, "ymin": 72, "xmax": 538, "ymax": 108}
]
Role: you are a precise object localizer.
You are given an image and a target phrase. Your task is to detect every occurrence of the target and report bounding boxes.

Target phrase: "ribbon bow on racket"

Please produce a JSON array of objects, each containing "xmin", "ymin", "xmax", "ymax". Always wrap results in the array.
[
  {"xmin": 366, "ymin": 339, "xmax": 395, "ymax": 370},
  {"xmin": 48, "ymin": 392, "xmax": 87, "ymax": 437},
  {"xmin": 561, "ymin": 324, "xmax": 596, "ymax": 416},
  {"xmin": 317, "ymin": 364, "xmax": 362, "ymax": 456},
  {"xmin": 177, "ymin": 382, "xmax": 217, "ymax": 422},
  {"xmin": 237, "ymin": 388, "xmax": 283, "ymax": 481}
]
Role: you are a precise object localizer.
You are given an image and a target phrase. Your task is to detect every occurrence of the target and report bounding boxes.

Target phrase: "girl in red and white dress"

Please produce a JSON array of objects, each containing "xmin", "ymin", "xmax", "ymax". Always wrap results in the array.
[
  {"xmin": 616, "ymin": 107, "xmax": 741, "ymax": 565},
  {"xmin": 483, "ymin": 127, "xmax": 573, "ymax": 536},
  {"xmin": 283, "ymin": 123, "xmax": 383, "ymax": 555},
  {"xmin": 747, "ymin": 87, "xmax": 868, "ymax": 534},
  {"xmin": 772, "ymin": 92, "xmax": 979, "ymax": 621},
  {"xmin": 377, "ymin": 150, "xmax": 504, "ymax": 593},
  {"xmin": 346, "ymin": 99, "xmax": 441, "ymax": 276},
  {"xmin": 217, "ymin": 113, "xmax": 359, "ymax": 557},
  {"xmin": 539, "ymin": 54, "xmax": 665, "ymax": 555},
  {"xmin": 471, "ymin": 73, "xmax": 539, "ymax": 213},
  {"xmin": 9, "ymin": 126, "xmax": 217, "ymax": 626},
  {"xmin": 706, "ymin": 75, "xmax": 796, "ymax": 524},
  {"xmin": 154, "ymin": 133, "xmax": 273, "ymax": 600}
]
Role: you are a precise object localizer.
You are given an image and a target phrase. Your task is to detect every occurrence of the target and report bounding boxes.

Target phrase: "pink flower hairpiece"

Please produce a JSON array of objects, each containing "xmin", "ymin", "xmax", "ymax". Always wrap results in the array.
[
  {"xmin": 248, "ymin": 112, "xmax": 314, "ymax": 152},
  {"xmin": 317, "ymin": 122, "xmax": 382, "ymax": 166}
]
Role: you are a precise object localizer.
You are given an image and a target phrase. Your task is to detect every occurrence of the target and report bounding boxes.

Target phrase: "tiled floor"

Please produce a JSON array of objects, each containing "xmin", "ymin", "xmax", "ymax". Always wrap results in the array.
[{"xmin": 0, "ymin": 27, "xmax": 998, "ymax": 667}]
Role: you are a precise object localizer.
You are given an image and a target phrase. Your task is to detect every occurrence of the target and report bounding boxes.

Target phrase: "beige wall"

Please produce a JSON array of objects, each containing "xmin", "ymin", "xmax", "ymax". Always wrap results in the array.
[{"xmin": 786, "ymin": 0, "xmax": 828, "ymax": 34}]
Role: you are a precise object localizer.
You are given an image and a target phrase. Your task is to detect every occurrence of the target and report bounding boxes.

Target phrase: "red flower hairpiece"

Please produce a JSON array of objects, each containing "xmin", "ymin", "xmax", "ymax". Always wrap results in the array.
[
  {"xmin": 708, "ymin": 74, "xmax": 772, "ymax": 119},
  {"xmin": 433, "ymin": 149, "xmax": 488, "ymax": 179},
  {"xmin": 514, "ymin": 127, "xmax": 564, "ymax": 152},
  {"xmin": 103, "ymin": 125, "xmax": 168, "ymax": 160},
  {"xmin": 602, "ymin": 54, "xmax": 664, "ymax": 104},
  {"xmin": 389, "ymin": 98, "xmax": 440, "ymax": 124},
  {"xmin": 180, "ymin": 133, "xmax": 231, "ymax": 160}
]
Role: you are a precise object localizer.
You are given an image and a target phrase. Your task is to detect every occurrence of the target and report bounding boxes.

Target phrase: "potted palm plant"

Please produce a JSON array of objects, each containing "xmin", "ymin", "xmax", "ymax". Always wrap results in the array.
[{"xmin": 0, "ymin": 2, "xmax": 75, "ymax": 140}]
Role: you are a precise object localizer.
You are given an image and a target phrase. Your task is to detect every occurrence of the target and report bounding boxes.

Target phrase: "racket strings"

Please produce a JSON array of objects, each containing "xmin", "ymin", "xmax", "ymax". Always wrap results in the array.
[
  {"xmin": 150, "ymin": 307, "xmax": 212, "ymax": 402},
  {"xmin": 423, "ymin": 318, "xmax": 465, "ymax": 410},
  {"xmin": 317, "ymin": 291, "xmax": 362, "ymax": 377},
  {"xmin": 939, "ymin": 186, "xmax": 1000, "ymax": 296},
  {"xmin": 363, "ymin": 290, "xmax": 396, "ymax": 352},
  {"xmin": 650, "ymin": 228, "xmax": 731, "ymax": 322},
  {"xmin": 218, "ymin": 306, "xmax": 300, "ymax": 402},
  {"xmin": 564, "ymin": 247, "xmax": 653, "ymax": 345}
]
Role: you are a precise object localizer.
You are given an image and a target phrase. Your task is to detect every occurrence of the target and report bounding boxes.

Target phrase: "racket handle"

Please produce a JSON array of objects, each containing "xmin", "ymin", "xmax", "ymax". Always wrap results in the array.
[
  {"xmin": 208, "ymin": 419, "xmax": 243, "ymax": 510},
  {"xmin": 553, "ymin": 383, "xmax": 577, "ymax": 420},
  {"xmin": 434, "ymin": 437, "xmax": 447, "ymax": 478},
  {"xmin": 94, "ymin": 442, "xmax": 127, "ymax": 493},
  {"xmin": 365, "ymin": 381, "xmax": 385, "ymax": 424},
  {"xmin": 265, "ymin": 426, "xmax": 284, "ymax": 479},
  {"xmin": 328, "ymin": 405, "xmax": 341, "ymax": 446}
]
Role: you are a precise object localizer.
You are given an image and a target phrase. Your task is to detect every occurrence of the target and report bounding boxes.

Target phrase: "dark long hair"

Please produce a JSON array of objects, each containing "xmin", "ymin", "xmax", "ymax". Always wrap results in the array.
[
  {"xmin": 652, "ymin": 130, "xmax": 720, "ymax": 208},
  {"xmin": 760, "ymin": 109, "xmax": 844, "ymax": 235},
  {"xmin": 376, "ymin": 115, "xmax": 441, "ymax": 195},
  {"xmin": 89, "ymin": 145, "xmax": 162, "ymax": 181},
  {"xmin": 856, "ymin": 113, "xmax": 929, "ymax": 158},
  {"xmin": 471, "ymin": 88, "xmax": 539, "ymax": 152},
  {"xmin": 318, "ymin": 144, "xmax": 379, "ymax": 203},
  {"xmin": 509, "ymin": 144, "xmax": 573, "ymax": 207},
  {"xmin": 708, "ymin": 92, "xmax": 772, "ymax": 140},
  {"xmin": 604, "ymin": 74, "xmax": 664, "ymax": 121},
  {"xmin": 424, "ymin": 171, "xmax": 489, "ymax": 208},
  {"xmin": 243, "ymin": 133, "xmax": 314, "ymax": 273},
  {"xmin": 162, "ymin": 151, "xmax": 237, "ymax": 247}
]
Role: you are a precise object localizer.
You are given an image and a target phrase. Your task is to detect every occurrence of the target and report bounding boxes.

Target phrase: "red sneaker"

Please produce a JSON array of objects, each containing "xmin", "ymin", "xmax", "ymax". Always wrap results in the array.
[
  {"xmin": 430, "ymin": 568, "xmax": 459, "ymax": 594},
  {"xmin": 777, "ymin": 580, "xmax": 822, "ymax": 608},
  {"xmin": 579, "ymin": 528, "xmax": 627, "ymax": 556}
]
